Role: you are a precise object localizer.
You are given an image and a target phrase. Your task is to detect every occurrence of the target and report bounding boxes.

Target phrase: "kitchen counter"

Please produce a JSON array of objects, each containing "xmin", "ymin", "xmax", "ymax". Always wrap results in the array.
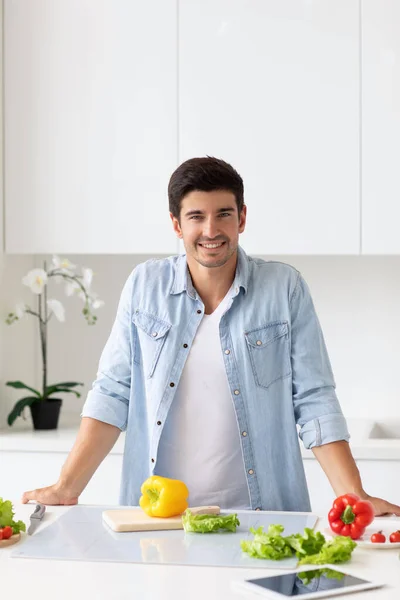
[
  {"xmin": 1, "ymin": 503, "xmax": 400, "ymax": 600},
  {"xmin": 2, "ymin": 417, "xmax": 400, "ymax": 460}
]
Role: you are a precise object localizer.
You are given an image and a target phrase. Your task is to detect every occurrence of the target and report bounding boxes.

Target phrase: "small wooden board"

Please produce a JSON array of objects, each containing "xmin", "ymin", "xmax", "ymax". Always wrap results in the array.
[
  {"xmin": 102, "ymin": 505, "xmax": 220, "ymax": 532},
  {"xmin": 0, "ymin": 533, "xmax": 21, "ymax": 548}
]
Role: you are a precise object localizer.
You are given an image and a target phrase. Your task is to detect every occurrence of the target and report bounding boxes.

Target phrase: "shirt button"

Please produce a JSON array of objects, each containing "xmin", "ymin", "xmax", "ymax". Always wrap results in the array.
[
  {"xmin": 157, "ymin": 421, "xmax": 162, "ymax": 426},
  {"xmin": 234, "ymin": 389, "xmax": 240, "ymax": 395},
  {"xmin": 170, "ymin": 382, "xmax": 175, "ymax": 387},
  {"xmin": 183, "ymin": 343, "xmax": 188, "ymax": 348},
  {"xmin": 197, "ymin": 309, "xmax": 202, "ymax": 314},
  {"xmin": 256, "ymin": 340, "xmax": 262, "ymax": 346},
  {"xmin": 242, "ymin": 431, "xmax": 247, "ymax": 437},
  {"xmin": 248, "ymin": 469, "xmax": 254, "ymax": 475},
  {"xmin": 152, "ymin": 332, "xmax": 158, "ymax": 337},
  {"xmin": 151, "ymin": 458, "xmax": 155, "ymax": 463},
  {"xmin": 224, "ymin": 349, "xmax": 230, "ymax": 355}
]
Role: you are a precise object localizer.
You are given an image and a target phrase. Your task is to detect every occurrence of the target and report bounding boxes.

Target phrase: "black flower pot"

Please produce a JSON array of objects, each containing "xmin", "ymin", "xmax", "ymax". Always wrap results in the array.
[{"xmin": 30, "ymin": 399, "xmax": 62, "ymax": 430}]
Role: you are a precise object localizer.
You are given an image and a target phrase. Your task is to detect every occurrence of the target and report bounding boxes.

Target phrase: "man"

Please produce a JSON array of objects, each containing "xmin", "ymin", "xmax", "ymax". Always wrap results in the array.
[{"xmin": 23, "ymin": 157, "xmax": 400, "ymax": 515}]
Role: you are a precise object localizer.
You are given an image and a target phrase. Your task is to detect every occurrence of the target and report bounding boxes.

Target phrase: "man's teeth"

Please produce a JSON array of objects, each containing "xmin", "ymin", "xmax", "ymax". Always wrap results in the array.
[{"xmin": 201, "ymin": 242, "xmax": 223, "ymax": 248}]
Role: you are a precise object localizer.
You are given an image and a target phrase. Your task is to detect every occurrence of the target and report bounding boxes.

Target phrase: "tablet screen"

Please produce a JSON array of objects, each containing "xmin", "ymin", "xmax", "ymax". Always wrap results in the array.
[{"xmin": 246, "ymin": 570, "xmax": 370, "ymax": 597}]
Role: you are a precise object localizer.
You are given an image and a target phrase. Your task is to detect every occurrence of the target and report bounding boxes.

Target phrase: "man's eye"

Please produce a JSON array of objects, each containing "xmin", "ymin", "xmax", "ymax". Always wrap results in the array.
[
  {"xmin": 219, "ymin": 212, "xmax": 231, "ymax": 217},
  {"xmin": 189, "ymin": 215, "xmax": 202, "ymax": 220}
]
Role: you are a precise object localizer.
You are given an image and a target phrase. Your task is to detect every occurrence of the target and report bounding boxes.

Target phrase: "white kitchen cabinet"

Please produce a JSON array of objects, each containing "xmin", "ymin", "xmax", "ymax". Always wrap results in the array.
[
  {"xmin": 4, "ymin": 0, "xmax": 177, "ymax": 254},
  {"xmin": 179, "ymin": 0, "xmax": 360, "ymax": 255},
  {"xmin": 361, "ymin": 0, "xmax": 400, "ymax": 254},
  {"xmin": 1, "ymin": 451, "xmax": 123, "ymax": 505}
]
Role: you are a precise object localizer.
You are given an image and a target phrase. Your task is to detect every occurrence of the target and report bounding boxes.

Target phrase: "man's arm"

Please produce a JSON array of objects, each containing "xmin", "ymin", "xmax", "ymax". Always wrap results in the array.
[
  {"xmin": 289, "ymin": 272, "xmax": 400, "ymax": 516},
  {"xmin": 22, "ymin": 270, "xmax": 135, "ymax": 505},
  {"xmin": 22, "ymin": 417, "xmax": 121, "ymax": 505},
  {"xmin": 312, "ymin": 440, "xmax": 400, "ymax": 516}
]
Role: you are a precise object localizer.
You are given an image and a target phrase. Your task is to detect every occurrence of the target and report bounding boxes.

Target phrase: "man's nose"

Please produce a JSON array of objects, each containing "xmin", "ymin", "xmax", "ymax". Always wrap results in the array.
[{"xmin": 202, "ymin": 218, "xmax": 219, "ymax": 239}]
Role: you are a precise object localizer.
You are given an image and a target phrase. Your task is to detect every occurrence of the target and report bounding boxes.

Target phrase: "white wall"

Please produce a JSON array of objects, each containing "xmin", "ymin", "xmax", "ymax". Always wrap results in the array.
[{"xmin": 1, "ymin": 250, "xmax": 400, "ymax": 430}]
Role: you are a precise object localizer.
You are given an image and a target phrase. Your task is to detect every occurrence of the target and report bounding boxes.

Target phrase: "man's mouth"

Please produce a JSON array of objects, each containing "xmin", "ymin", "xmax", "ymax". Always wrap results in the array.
[{"xmin": 198, "ymin": 241, "xmax": 226, "ymax": 249}]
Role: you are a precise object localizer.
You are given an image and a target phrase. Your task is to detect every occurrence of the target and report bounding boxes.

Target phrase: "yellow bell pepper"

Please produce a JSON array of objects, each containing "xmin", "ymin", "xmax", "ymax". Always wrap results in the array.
[{"xmin": 139, "ymin": 475, "xmax": 189, "ymax": 518}]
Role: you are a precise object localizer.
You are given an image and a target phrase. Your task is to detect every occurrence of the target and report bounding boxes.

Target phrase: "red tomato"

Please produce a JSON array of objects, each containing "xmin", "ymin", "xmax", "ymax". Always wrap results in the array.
[
  {"xmin": 370, "ymin": 531, "xmax": 386, "ymax": 543},
  {"xmin": 389, "ymin": 530, "xmax": 400, "ymax": 543},
  {"xmin": 0, "ymin": 529, "xmax": 3, "ymax": 541},
  {"xmin": 1, "ymin": 526, "xmax": 13, "ymax": 540}
]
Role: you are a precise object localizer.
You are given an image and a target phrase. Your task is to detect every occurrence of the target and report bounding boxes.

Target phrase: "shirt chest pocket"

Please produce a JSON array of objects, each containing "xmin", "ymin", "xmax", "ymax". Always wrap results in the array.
[
  {"xmin": 245, "ymin": 321, "xmax": 291, "ymax": 389},
  {"xmin": 132, "ymin": 311, "xmax": 171, "ymax": 378}
]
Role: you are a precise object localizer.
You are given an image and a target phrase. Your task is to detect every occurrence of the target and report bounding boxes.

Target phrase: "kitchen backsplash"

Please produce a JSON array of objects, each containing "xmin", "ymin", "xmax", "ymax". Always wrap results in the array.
[{"xmin": 1, "ymin": 252, "xmax": 400, "ymax": 429}]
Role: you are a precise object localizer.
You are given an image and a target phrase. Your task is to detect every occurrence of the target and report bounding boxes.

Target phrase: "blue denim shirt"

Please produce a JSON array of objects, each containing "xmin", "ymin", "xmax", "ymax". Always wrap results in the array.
[{"xmin": 81, "ymin": 246, "xmax": 349, "ymax": 511}]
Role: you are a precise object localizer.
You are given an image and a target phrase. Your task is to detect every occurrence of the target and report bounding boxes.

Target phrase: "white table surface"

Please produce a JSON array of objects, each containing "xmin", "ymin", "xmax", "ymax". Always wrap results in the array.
[{"xmin": 1, "ymin": 503, "xmax": 400, "ymax": 600}]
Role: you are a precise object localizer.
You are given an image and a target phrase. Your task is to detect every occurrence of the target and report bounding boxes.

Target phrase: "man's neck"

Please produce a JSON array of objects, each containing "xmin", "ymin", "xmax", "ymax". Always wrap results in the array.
[{"xmin": 187, "ymin": 252, "xmax": 238, "ymax": 315}]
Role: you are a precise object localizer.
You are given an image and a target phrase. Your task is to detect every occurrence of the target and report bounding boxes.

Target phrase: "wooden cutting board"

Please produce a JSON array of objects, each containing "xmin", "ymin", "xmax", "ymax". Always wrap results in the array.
[
  {"xmin": 0, "ymin": 533, "xmax": 21, "ymax": 548},
  {"xmin": 102, "ymin": 505, "xmax": 220, "ymax": 532}
]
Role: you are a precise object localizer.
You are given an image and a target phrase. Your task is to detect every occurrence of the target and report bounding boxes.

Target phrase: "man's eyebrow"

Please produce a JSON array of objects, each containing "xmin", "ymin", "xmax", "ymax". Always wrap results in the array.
[{"xmin": 184, "ymin": 207, "xmax": 236, "ymax": 217}]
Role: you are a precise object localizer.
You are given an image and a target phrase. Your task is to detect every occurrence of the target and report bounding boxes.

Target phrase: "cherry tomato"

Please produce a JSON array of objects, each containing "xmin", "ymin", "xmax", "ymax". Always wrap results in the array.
[
  {"xmin": 370, "ymin": 531, "xmax": 386, "ymax": 543},
  {"xmin": 389, "ymin": 530, "xmax": 400, "ymax": 543},
  {"xmin": 0, "ymin": 529, "xmax": 3, "ymax": 541},
  {"xmin": 1, "ymin": 526, "xmax": 13, "ymax": 540}
]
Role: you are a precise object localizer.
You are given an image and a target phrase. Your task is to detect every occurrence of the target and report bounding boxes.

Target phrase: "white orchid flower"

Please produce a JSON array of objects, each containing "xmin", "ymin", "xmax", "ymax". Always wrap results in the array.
[
  {"xmin": 82, "ymin": 267, "xmax": 93, "ymax": 290},
  {"xmin": 65, "ymin": 280, "xmax": 80, "ymax": 297},
  {"xmin": 91, "ymin": 298, "xmax": 104, "ymax": 310},
  {"xmin": 47, "ymin": 299, "xmax": 66, "ymax": 322},
  {"xmin": 52, "ymin": 255, "xmax": 76, "ymax": 274},
  {"xmin": 15, "ymin": 302, "xmax": 27, "ymax": 319},
  {"xmin": 87, "ymin": 292, "xmax": 104, "ymax": 310},
  {"xmin": 22, "ymin": 269, "xmax": 48, "ymax": 294}
]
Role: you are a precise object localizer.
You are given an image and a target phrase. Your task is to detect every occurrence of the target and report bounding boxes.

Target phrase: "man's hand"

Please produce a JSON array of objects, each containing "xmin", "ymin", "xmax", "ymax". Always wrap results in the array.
[
  {"xmin": 363, "ymin": 494, "xmax": 400, "ymax": 517},
  {"xmin": 22, "ymin": 483, "xmax": 78, "ymax": 506}
]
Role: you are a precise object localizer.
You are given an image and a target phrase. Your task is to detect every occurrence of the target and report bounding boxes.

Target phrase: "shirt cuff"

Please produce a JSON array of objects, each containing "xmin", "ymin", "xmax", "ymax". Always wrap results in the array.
[
  {"xmin": 80, "ymin": 390, "xmax": 128, "ymax": 431},
  {"xmin": 299, "ymin": 413, "xmax": 350, "ymax": 449}
]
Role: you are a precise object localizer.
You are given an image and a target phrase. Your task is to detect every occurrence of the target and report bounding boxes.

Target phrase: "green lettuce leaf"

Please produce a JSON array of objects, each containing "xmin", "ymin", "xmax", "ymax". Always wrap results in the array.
[
  {"xmin": 240, "ymin": 524, "xmax": 294, "ymax": 560},
  {"xmin": 0, "ymin": 497, "xmax": 26, "ymax": 534},
  {"xmin": 285, "ymin": 527, "xmax": 326, "ymax": 557},
  {"xmin": 182, "ymin": 510, "xmax": 240, "ymax": 533},
  {"xmin": 298, "ymin": 535, "xmax": 357, "ymax": 567}
]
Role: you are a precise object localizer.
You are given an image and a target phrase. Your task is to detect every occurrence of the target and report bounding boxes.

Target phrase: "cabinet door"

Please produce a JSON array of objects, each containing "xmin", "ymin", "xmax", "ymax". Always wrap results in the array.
[
  {"xmin": 179, "ymin": 0, "xmax": 360, "ymax": 255},
  {"xmin": 361, "ymin": 0, "xmax": 400, "ymax": 253},
  {"xmin": 4, "ymin": 0, "xmax": 177, "ymax": 254}
]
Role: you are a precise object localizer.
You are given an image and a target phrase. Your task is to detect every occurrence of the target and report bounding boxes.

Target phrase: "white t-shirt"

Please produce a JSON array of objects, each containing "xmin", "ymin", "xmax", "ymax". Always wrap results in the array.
[{"xmin": 155, "ymin": 287, "xmax": 250, "ymax": 509}]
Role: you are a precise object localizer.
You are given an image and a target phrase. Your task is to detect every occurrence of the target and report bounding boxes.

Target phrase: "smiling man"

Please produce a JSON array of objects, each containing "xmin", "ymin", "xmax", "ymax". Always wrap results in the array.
[{"xmin": 23, "ymin": 157, "xmax": 400, "ymax": 516}]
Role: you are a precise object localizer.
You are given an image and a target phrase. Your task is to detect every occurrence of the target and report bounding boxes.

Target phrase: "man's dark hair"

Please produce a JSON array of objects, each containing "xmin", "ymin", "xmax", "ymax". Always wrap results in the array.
[{"xmin": 168, "ymin": 156, "xmax": 244, "ymax": 220}]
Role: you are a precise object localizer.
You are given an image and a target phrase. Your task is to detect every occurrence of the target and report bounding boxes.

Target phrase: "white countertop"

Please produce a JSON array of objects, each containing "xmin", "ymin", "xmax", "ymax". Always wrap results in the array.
[
  {"xmin": 1, "ymin": 503, "xmax": 400, "ymax": 600},
  {"xmin": 2, "ymin": 417, "xmax": 400, "ymax": 460}
]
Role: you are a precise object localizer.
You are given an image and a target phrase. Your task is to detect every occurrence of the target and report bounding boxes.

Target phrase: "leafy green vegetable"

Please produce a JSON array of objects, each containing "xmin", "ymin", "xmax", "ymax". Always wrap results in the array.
[
  {"xmin": 297, "ymin": 535, "xmax": 357, "ymax": 567},
  {"xmin": 0, "ymin": 497, "xmax": 26, "ymax": 534},
  {"xmin": 240, "ymin": 524, "xmax": 294, "ymax": 560},
  {"xmin": 285, "ymin": 527, "xmax": 325, "ymax": 557},
  {"xmin": 182, "ymin": 510, "xmax": 240, "ymax": 533},
  {"xmin": 297, "ymin": 568, "xmax": 345, "ymax": 586},
  {"xmin": 241, "ymin": 524, "xmax": 357, "ymax": 570}
]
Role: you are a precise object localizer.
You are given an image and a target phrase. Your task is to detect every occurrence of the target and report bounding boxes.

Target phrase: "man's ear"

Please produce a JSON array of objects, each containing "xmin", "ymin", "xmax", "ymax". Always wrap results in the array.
[
  {"xmin": 170, "ymin": 212, "xmax": 183, "ymax": 238},
  {"xmin": 239, "ymin": 204, "xmax": 247, "ymax": 234}
]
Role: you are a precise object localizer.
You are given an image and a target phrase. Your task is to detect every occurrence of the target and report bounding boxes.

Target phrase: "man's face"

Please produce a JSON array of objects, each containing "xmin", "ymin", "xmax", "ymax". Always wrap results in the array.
[{"xmin": 170, "ymin": 190, "xmax": 246, "ymax": 268}]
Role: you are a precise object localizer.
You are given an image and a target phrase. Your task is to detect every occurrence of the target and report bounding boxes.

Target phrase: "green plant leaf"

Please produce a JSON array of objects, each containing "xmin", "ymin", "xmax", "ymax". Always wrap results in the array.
[
  {"xmin": 7, "ymin": 396, "xmax": 40, "ymax": 426},
  {"xmin": 45, "ymin": 382, "xmax": 83, "ymax": 397},
  {"xmin": 6, "ymin": 380, "xmax": 41, "ymax": 397},
  {"xmin": 46, "ymin": 387, "xmax": 81, "ymax": 398}
]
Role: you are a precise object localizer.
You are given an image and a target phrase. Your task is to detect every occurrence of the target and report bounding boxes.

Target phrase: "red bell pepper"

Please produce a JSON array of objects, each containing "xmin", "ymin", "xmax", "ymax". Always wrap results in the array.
[{"xmin": 328, "ymin": 493, "xmax": 375, "ymax": 540}]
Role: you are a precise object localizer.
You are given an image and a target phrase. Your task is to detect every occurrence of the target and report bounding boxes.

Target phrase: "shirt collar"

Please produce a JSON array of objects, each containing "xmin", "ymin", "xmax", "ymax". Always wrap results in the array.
[{"xmin": 170, "ymin": 245, "xmax": 249, "ymax": 298}]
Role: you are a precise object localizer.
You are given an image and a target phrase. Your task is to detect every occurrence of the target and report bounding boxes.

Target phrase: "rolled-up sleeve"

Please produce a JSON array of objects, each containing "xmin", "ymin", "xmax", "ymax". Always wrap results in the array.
[
  {"xmin": 289, "ymin": 272, "xmax": 350, "ymax": 449},
  {"xmin": 81, "ymin": 271, "xmax": 134, "ymax": 431}
]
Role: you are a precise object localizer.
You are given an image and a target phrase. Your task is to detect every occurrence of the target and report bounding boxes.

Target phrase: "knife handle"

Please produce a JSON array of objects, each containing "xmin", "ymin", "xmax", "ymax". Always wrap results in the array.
[{"xmin": 31, "ymin": 503, "xmax": 46, "ymax": 519}]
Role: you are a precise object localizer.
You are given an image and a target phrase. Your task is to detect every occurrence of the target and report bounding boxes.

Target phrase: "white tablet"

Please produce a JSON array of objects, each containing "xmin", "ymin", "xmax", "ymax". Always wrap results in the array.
[{"xmin": 232, "ymin": 568, "xmax": 384, "ymax": 599}]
